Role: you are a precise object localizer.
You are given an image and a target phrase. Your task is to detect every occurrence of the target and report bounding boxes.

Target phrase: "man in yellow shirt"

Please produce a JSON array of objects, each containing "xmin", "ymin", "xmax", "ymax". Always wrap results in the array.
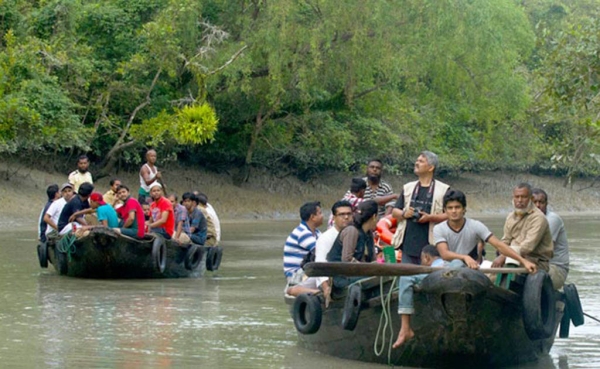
[
  {"xmin": 68, "ymin": 155, "xmax": 93, "ymax": 193},
  {"xmin": 103, "ymin": 178, "xmax": 122, "ymax": 207}
]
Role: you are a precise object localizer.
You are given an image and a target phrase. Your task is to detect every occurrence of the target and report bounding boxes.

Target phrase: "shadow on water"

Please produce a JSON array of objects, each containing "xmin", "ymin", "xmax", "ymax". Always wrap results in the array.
[{"xmin": 0, "ymin": 217, "xmax": 599, "ymax": 368}]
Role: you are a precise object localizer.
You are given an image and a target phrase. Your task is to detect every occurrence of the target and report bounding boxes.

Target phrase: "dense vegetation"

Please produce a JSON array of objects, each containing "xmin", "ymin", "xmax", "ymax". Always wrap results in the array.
[{"xmin": 0, "ymin": 0, "xmax": 598, "ymax": 186}]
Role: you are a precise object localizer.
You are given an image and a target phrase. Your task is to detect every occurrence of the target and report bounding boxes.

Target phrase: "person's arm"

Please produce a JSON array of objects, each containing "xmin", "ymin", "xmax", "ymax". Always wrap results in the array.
[
  {"xmin": 141, "ymin": 166, "xmax": 161, "ymax": 186},
  {"xmin": 392, "ymin": 195, "xmax": 413, "ymax": 222},
  {"xmin": 418, "ymin": 212, "xmax": 448, "ymax": 224},
  {"xmin": 100, "ymin": 219, "xmax": 108, "ymax": 227},
  {"xmin": 148, "ymin": 211, "xmax": 168, "ymax": 228},
  {"xmin": 373, "ymin": 194, "xmax": 398, "ymax": 206},
  {"xmin": 340, "ymin": 228, "xmax": 360, "ymax": 262},
  {"xmin": 514, "ymin": 215, "xmax": 549, "ymax": 256},
  {"xmin": 487, "ymin": 235, "xmax": 537, "ymax": 273},
  {"xmin": 174, "ymin": 218, "xmax": 183, "ymax": 239},
  {"xmin": 69, "ymin": 208, "xmax": 95, "ymax": 223},
  {"xmin": 437, "ymin": 241, "xmax": 479, "ymax": 269},
  {"xmin": 44, "ymin": 213, "xmax": 58, "ymax": 231},
  {"xmin": 123, "ymin": 210, "xmax": 135, "ymax": 228}
]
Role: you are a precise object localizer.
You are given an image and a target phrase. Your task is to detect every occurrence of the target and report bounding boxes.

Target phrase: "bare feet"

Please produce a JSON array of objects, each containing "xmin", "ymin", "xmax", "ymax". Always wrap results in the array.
[{"xmin": 392, "ymin": 328, "xmax": 415, "ymax": 349}]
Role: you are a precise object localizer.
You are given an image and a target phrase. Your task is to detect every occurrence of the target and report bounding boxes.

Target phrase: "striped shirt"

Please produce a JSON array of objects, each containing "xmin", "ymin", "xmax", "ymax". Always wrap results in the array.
[
  {"xmin": 344, "ymin": 177, "xmax": 394, "ymax": 218},
  {"xmin": 283, "ymin": 221, "xmax": 321, "ymax": 277}
]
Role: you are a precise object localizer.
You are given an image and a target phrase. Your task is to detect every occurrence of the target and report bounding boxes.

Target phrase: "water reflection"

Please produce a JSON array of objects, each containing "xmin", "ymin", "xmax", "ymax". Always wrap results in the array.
[{"xmin": 0, "ymin": 218, "xmax": 598, "ymax": 368}]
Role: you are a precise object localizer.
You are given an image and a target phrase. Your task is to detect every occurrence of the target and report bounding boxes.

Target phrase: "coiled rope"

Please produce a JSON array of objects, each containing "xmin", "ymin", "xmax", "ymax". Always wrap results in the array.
[
  {"xmin": 374, "ymin": 276, "xmax": 398, "ymax": 365},
  {"xmin": 57, "ymin": 232, "xmax": 77, "ymax": 262}
]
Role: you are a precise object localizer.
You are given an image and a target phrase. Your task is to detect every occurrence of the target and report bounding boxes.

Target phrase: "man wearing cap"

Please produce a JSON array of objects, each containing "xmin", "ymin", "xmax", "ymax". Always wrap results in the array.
[
  {"xmin": 115, "ymin": 184, "xmax": 146, "ymax": 239},
  {"xmin": 44, "ymin": 183, "xmax": 75, "ymax": 237},
  {"xmin": 58, "ymin": 182, "xmax": 94, "ymax": 235},
  {"xmin": 68, "ymin": 155, "xmax": 93, "ymax": 193},
  {"xmin": 89, "ymin": 192, "xmax": 119, "ymax": 228},
  {"xmin": 147, "ymin": 184, "xmax": 174, "ymax": 239}
]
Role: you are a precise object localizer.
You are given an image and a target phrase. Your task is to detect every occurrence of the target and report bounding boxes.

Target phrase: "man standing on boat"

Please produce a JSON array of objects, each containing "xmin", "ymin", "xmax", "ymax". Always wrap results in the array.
[
  {"xmin": 139, "ymin": 149, "xmax": 162, "ymax": 205},
  {"xmin": 391, "ymin": 151, "xmax": 450, "ymax": 264},
  {"xmin": 492, "ymin": 183, "xmax": 553, "ymax": 272},
  {"xmin": 283, "ymin": 201, "xmax": 323, "ymax": 285},
  {"xmin": 348, "ymin": 159, "xmax": 398, "ymax": 218},
  {"xmin": 68, "ymin": 155, "xmax": 93, "ymax": 193},
  {"xmin": 532, "ymin": 188, "xmax": 569, "ymax": 289}
]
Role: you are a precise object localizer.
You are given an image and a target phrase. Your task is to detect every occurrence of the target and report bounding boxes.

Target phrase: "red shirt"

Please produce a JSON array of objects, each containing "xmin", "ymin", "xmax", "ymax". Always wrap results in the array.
[
  {"xmin": 150, "ymin": 196, "xmax": 175, "ymax": 236},
  {"xmin": 118, "ymin": 197, "xmax": 146, "ymax": 238}
]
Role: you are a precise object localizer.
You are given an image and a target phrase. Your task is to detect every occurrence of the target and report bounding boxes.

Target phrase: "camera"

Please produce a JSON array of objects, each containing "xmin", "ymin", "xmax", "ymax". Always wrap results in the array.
[{"xmin": 411, "ymin": 207, "xmax": 422, "ymax": 222}]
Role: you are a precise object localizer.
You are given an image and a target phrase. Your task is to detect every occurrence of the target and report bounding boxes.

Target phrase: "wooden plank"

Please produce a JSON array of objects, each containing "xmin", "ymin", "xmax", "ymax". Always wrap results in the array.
[{"xmin": 303, "ymin": 262, "xmax": 528, "ymax": 277}]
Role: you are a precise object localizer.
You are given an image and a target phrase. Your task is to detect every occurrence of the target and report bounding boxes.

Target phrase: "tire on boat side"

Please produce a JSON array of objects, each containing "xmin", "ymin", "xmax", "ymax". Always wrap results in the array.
[
  {"xmin": 57, "ymin": 251, "xmax": 68, "ymax": 275},
  {"xmin": 522, "ymin": 270, "xmax": 556, "ymax": 340},
  {"xmin": 206, "ymin": 247, "xmax": 219, "ymax": 271},
  {"xmin": 37, "ymin": 242, "xmax": 48, "ymax": 268},
  {"xmin": 564, "ymin": 284, "xmax": 584, "ymax": 326},
  {"xmin": 152, "ymin": 237, "xmax": 167, "ymax": 274},
  {"xmin": 559, "ymin": 304, "xmax": 570, "ymax": 338},
  {"xmin": 184, "ymin": 244, "xmax": 203, "ymax": 270},
  {"xmin": 292, "ymin": 293, "xmax": 322, "ymax": 335},
  {"xmin": 341, "ymin": 284, "xmax": 362, "ymax": 331},
  {"xmin": 213, "ymin": 246, "xmax": 223, "ymax": 271}
]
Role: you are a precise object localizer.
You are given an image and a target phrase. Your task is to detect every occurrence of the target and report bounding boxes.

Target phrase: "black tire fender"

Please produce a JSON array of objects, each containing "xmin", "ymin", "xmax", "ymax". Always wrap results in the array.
[
  {"xmin": 522, "ymin": 270, "xmax": 557, "ymax": 340},
  {"xmin": 212, "ymin": 246, "xmax": 223, "ymax": 271},
  {"xmin": 57, "ymin": 250, "xmax": 68, "ymax": 275},
  {"xmin": 559, "ymin": 304, "xmax": 570, "ymax": 338},
  {"xmin": 564, "ymin": 284, "xmax": 584, "ymax": 327},
  {"xmin": 292, "ymin": 293, "xmax": 323, "ymax": 335},
  {"xmin": 206, "ymin": 247, "xmax": 219, "ymax": 271},
  {"xmin": 152, "ymin": 237, "xmax": 167, "ymax": 273},
  {"xmin": 38, "ymin": 242, "xmax": 48, "ymax": 268},
  {"xmin": 342, "ymin": 284, "xmax": 362, "ymax": 331},
  {"xmin": 184, "ymin": 244, "xmax": 203, "ymax": 270}
]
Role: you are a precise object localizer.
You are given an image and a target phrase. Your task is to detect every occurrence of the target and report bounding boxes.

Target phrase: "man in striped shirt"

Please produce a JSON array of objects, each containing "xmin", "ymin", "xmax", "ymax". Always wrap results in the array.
[
  {"xmin": 347, "ymin": 159, "xmax": 398, "ymax": 218},
  {"xmin": 283, "ymin": 201, "xmax": 323, "ymax": 283}
]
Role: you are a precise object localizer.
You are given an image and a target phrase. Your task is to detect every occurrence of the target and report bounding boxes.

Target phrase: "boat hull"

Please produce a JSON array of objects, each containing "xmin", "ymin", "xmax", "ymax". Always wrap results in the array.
[
  {"xmin": 44, "ymin": 228, "xmax": 207, "ymax": 278},
  {"xmin": 287, "ymin": 268, "xmax": 563, "ymax": 368}
]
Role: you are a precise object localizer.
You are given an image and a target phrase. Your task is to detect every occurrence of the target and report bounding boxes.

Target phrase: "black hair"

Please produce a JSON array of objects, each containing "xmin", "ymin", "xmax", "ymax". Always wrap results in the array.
[
  {"xmin": 367, "ymin": 159, "xmax": 383, "ymax": 166},
  {"xmin": 46, "ymin": 184, "xmax": 59, "ymax": 201},
  {"xmin": 196, "ymin": 192, "xmax": 208, "ymax": 206},
  {"xmin": 531, "ymin": 188, "xmax": 548, "ymax": 202},
  {"xmin": 109, "ymin": 178, "xmax": 121, "ymax": 186},
  {"xmin": 422, "ymin": 244, "xmax": 440, "ymax": 258},
  {"xmin": 350, "ymin": 177, "xmax": 367, "ymax": 193},
  {"xmin": 443, "ymin": 189, "xmax": 467, "ymax": 209},
  {"xmin": 169, "ymin": 193, "xmax": 179, "ymax": 201},
  {"xmin": 182, "ymin": 192, "xmax": 198, "ymax": 204},
  {"xmin": 77, "ymin": 154, "xmax": 89, "ymax": 163},
  {"xmin": 352, "ymin": 200, "xmax": 378, "ymax": 227},
  {"xmin": 300, "ymin": 201, "xmax": 321, "ymax": 222},
  {"xmin": 515, "ymin": 182, "xmax": 532, "ymax": 196},
  {"xmin": 332, "ymin": 200, "xmax": 353, "ymax": 216},
  {"xmin": 116, "ymin": 184, "xmax": 130, "ymax": 192},
  {"xmin": 78, "ymin": 182, "xmax": 94, "ymax": 197}
]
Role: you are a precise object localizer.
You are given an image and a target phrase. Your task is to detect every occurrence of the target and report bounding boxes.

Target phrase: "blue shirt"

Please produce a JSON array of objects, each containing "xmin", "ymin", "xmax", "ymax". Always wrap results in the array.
[
  {"xmin": 97, "ymin": 204, "xmax": 119, "ymax": 228},
  {"xmin": 283, "ymin": 221, "xmax": 321, "ymax": 277}
]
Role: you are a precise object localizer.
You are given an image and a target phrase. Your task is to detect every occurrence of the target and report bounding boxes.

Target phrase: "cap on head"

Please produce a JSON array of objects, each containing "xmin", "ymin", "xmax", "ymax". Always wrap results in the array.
[
  {"xmin": 89, "ymin": 192, "xmax": 106, "ymax": 205},
  {"xmin": 60, "ymin": 183, "xmax": 74, "ymax": 192}
]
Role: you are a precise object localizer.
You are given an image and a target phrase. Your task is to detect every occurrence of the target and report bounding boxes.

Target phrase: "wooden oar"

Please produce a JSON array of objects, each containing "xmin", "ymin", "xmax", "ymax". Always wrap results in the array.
[{"xmin": 303, "ymin": 262, "xmax": 528, "ymax": 277}]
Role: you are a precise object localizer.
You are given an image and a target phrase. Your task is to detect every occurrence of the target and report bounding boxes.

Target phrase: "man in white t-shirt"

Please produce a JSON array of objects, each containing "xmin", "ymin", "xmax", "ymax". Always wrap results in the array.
[
  {"xmin": 43, "ymin": 183, "xmax": 75, "ymax": 237},
  {"xmin": 286, "ymin": 200, "xmax": 353, "ymax": 298}
]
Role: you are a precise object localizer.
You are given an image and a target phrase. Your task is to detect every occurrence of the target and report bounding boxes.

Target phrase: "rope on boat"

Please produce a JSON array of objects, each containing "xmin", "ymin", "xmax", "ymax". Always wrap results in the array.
[
  {"xmin": 57, "ymin": 233, "xmax": 77, "ymax": 262},
  {"xmin": 374, "ymin": 276, "xmax": 398, "ymax": 365}
]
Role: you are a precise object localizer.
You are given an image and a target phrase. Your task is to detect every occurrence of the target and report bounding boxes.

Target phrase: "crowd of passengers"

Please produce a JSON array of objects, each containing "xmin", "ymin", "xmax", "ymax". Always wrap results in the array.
[
  {"xmin": 283, "ymin": 150, "xmax": 570, "ymax": 348},
  {"xmin": 37, "ymin": 151, "xmax": 221, "ymax": 248}
]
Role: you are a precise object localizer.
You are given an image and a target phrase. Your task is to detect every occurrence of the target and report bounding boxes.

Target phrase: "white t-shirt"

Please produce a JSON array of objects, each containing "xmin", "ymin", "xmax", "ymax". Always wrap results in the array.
[
  {"xmin": 433, "ymin": 218, "xmax": 492, "ymax": 256},
  {"xmin": 315, "ymin": 227, "xmax": 340, "ymax": 287},
  {"xmin": 45, "ymin": 197, "xmax": 67, "ymax": 235}
]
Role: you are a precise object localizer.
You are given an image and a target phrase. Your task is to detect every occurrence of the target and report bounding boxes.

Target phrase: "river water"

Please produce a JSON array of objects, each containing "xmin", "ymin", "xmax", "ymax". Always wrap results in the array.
[{"xmin": 0, "ymin": 216, "xmax": 598, "ymax": 368}]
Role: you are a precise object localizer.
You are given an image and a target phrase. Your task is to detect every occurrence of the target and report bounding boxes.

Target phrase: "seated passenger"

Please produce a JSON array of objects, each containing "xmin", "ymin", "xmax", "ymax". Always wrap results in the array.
[
  {"xmin": 326, "ymin": 178, "xmax": 366, "ymax": 228},
  {"xmin": 58, "ymin": 182, "xmax": 94, "ymax": 235},
  {"xmin": 326, "ymin": 200, "xmax": 379, "ymax": 289},
  {"xmin": 182, "ymin": 192, "xmax": 207, "ymax": 245},
  {"xmin": 168, "ymin": 194, "xmax": 191, "ymax": 245},
  {"xmin": 44, "ymin": 183, "xmax": 75, "ymax": 238},
  {"xmin": 195, "ymin": 193, "xmax": 217, "ymax": 246},
  {"xmin": 142, "ymin": 203, "xmax": 151, "ymax": 221},
  {"xmin": 147, "ymin": 184, "xmax": 174, "ymax": 240},
  {"xmin": 114, "ymin": 184, "xmax": 146, "ymax": 239},
  {"xmin": 103, "ymin": 178, "xmax": 122, "ymax": 208},
  {"xmin": 89, "ymin": 193, "xmax": 119, "ymax": 228},
  {"xmin": 39, "ymin": 184, "xmax": 59, "ymax": 243}
]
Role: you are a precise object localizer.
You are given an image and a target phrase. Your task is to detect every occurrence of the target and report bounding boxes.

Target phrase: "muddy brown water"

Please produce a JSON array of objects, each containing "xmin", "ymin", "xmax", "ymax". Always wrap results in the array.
[{"xmin": 0, "ymin": 216, "xmax": 598, "ymax": 368}]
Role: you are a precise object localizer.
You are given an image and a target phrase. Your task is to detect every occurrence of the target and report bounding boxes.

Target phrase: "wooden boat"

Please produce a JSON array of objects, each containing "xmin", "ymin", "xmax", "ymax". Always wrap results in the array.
[
  {"xmin": 37, "ymin": 228, "xmax": 223, "ymax": 279},
  {"xmin": 285, "ymin": 263, "xmax": 582, "ymax": 368}
]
